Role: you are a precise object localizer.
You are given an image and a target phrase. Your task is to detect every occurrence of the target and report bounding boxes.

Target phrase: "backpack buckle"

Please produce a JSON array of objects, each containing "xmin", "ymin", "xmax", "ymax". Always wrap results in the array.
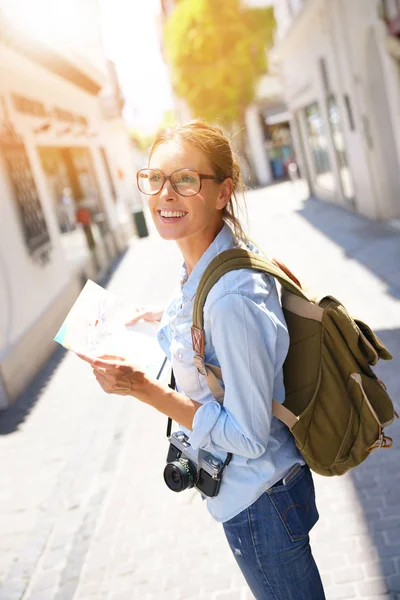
[
  {"xmin": 367, "ymin": 433, "xmax": 393, "ymax": 452},
  {"xmin": 194, "ymin": 354, "xmax": 207, "ymax": 376}
]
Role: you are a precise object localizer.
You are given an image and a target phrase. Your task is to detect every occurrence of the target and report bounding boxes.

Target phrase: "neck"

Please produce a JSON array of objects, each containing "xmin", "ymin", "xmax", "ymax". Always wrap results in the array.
[{"xmin": 177, "ymin": 221, "xmax": 224, "ymax": 276}]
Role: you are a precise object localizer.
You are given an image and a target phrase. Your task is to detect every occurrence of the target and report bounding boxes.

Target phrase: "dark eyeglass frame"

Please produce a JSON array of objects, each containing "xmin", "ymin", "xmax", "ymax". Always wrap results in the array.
[{"xmin": 136, "ymin": 168, "xmax": 225, "ymax": 197}]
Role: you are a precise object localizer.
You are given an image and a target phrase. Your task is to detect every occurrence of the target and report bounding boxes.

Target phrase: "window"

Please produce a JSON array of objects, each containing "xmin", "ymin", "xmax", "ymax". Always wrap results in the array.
[
  {"xmin": 327, "ymin": 96, "xmax": 355, "ymax": 201},
  {"xmin": 304, "ymin": 102, "xmax": 335, "ymax": 191}
]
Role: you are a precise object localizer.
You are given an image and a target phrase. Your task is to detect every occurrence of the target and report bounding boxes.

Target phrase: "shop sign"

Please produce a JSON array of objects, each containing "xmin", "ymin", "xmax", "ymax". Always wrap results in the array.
[{"xmin": 12, "ymin": 93, "xmax": 88, "ymax": 126}]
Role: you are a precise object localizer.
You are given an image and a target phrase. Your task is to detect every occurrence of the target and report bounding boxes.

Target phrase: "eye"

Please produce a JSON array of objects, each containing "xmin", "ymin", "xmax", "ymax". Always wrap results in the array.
[
  {"xmin": 177, "ymin": 174, "xmax": 196, "ymax": 184},
  {"xmin": 149, "ymin": 173, "xmax": 162, "ymax": 183}
]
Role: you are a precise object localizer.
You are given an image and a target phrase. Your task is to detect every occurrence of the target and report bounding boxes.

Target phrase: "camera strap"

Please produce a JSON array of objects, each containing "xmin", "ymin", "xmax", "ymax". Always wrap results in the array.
[
  {"xmin": 167, "ymin": 369, "xmax": 232, "ymax": 474},
  {"xmin": 166, "ymin": 370, "xmax": 176, "ymax": 438}
]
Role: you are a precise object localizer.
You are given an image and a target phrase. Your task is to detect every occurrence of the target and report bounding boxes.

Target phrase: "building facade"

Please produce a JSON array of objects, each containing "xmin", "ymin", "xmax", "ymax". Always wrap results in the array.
[
  {"xmin": 273, "ymin": 0, "xmax": 400, "ymax": 221},
  {"xmin": 0, "ymin": 0, "xmax": 139, "ymax": 406}
]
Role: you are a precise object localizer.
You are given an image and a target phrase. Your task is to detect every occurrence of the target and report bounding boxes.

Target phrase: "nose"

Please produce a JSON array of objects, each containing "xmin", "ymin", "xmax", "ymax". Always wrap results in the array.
[{"xmin": 159, "ymin": 178, "xmax": 176, "ymax": 201}]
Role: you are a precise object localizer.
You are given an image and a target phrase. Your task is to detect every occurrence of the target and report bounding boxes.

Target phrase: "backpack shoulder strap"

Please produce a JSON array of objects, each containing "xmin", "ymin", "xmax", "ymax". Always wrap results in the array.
[
  {"xmin": 192, "ymin": 248, "xmax": 307, "ymax": 337},
  {"xmin": 191, "ymin": 248, "xmax": 301, "ymax": 430}
]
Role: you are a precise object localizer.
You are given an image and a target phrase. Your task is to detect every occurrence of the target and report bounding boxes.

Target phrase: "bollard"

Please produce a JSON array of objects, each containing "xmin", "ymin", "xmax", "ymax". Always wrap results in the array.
[{"xmin": 132, "ymin": 208, "xmax": 149, "ymax": 238}]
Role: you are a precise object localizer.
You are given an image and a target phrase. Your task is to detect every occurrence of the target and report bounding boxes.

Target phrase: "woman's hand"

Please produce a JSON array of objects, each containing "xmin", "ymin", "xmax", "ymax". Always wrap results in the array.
[
  {"xmin": 125, "ymin": 306, "xmax": 164, "ymax": 327},
  {"xmin": 76, "ymin": 351, "xmax": 201, "ymax": 430},
  {"xmin": 76, "ymin": 353, "xmax": 147, "ymax": 396}
]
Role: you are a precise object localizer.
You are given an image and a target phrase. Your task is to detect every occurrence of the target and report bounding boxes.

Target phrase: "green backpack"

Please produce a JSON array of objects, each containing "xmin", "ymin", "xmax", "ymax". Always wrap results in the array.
[{"xmin": 190, "ymin": 248, "xmax": 398, "ymax": 477}]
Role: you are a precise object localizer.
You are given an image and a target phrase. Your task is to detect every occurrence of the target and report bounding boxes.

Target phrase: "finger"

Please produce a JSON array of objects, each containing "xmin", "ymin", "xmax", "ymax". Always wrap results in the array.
[
  {"xmin": 94, "ymin": 371, "xmax": 106, "ymax": 385},
  {"xmin": 91, "ymin": 357, "xmax": 126, "ymax": 370},
  {"xmin": 76, "ymin": 352, "xmax": 96, "ymax": 365},
  {"xmin": 94, "ymin": 372, "xmax": 110, "ymax": 392},
  {"xmin": 95, "ymin": 373, "xmax": 115, "ymax": 394},
  {"xmin": 93, "ymin": 366, "xmax": 107, "ymax": 376},
  {"xmin": 125, "ymin": 310, "xmax": 151, "ymax": 326},
  {"xmin": 94, "ymin": 369, "xmax": 117, "ymax": 384},
  {"xmin": 95, "ymin": 371, "xmax": 126, "ymax": 395},
  {"xmin": 95, "ymin": 365, "xmax": 130, "ymax": 378}
]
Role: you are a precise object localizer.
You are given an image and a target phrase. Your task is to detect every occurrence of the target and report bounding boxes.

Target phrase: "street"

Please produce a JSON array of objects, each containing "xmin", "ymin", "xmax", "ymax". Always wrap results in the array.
[{"xmin": 1, "ymin": 181, "xmax": 400, "ymax": 600}]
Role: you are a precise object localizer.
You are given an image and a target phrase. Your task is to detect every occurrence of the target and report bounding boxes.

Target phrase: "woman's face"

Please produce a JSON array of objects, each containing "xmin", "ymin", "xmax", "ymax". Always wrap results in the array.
[{"xmin": 147, "ymin": 140, "xmax": 231, "ymax": 244}]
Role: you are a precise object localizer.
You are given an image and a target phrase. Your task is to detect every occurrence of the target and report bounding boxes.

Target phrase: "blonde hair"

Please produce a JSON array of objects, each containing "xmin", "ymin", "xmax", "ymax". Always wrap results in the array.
[{"xmin": 149, "ymin": 119, "xmax": 247, "ymax": 241}]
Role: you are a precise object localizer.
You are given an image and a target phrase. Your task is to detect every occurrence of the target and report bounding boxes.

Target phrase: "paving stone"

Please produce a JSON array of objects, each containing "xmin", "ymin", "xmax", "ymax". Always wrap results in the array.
[
  {"xmin": 388, "ymin": 574, "xmax": 400, "ymax": 593},
  {"xmin": 386, "ymin": 529, "xmax": 400, "ymax": 545},
  {"xmin": 213, "ymin": 591, "xmax": 243, "ymax": 600},
  {"xmin": 333, "ymin": 566, "xmax": 365, "ymax": 584},
  {"xmin": 29, "ymin": 571, "xmax": 60, "ymax": 593},
  {"xmin": 365, "ymin": 560, "xmax": 397, "ymax": 579},
  {"xmin": 28, "ymin": 593, "xmax": 58, "ymax": 600},
  {"xmin": 324, "ymin": 584, "xmax": 357, "ymax": 599},
  {"xmin": 41, "ymin": 548, "xmax": 67, "ymax": 571},
  {"xmin": 357, "ymin": 577, "xmax": 389, "ymax": 596},
  {"xmin": 378, "ymin": 544, "xmax": 400, "ymax": 559}
]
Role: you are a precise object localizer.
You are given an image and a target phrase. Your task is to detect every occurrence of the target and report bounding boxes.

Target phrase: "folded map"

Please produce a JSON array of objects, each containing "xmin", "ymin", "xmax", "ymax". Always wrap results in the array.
[{"xmin": 53, "ymin": 280, "xmax": 167, "ymax": 379}]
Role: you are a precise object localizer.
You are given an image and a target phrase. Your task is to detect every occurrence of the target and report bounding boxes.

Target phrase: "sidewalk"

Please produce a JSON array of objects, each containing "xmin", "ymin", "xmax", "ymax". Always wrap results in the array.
[{"xmin": 0, "ymin": 181, "xmax": 399, "ymax": 600}]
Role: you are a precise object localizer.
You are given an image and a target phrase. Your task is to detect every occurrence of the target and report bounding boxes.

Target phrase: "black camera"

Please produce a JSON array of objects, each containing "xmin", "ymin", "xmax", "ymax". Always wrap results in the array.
[{"xmin": 164, "ymin": 431, "xmax": 226, "ymax": 497}]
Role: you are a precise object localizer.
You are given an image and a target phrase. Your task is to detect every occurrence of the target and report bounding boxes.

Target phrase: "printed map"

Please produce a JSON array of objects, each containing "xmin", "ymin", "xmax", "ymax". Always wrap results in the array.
[{"xmin": 54, "ymin": 280, "xmax": 166, "ymax": 379}]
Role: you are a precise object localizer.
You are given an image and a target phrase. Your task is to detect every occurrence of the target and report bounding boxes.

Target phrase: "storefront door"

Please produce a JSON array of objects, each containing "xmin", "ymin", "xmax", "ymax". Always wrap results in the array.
[{"xmin": 38, "ymin": 147, "xmax": 109, "ymax": 273}]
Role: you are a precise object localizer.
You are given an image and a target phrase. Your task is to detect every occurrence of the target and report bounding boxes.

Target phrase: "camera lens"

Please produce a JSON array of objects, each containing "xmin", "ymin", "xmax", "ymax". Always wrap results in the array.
[{"xmin": 163, "ymin": 458, "xmax": 197, "ymax": 492}]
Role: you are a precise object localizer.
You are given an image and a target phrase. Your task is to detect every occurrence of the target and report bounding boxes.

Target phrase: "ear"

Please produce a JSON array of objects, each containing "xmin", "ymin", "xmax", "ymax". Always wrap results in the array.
[{"xmin": 216, "ymin": 178, "xmax": 233, "ymax": 210}]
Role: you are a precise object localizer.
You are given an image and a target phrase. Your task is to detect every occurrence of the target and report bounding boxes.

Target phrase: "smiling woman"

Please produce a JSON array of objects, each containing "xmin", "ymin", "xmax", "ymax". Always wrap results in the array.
[
  {"xmin": 142, "ymin": 123, "xmax": 236, "ymax": 265},
  {"xmin": 78, "ymin": 119, "xmax": 325, "ymax": 600}
]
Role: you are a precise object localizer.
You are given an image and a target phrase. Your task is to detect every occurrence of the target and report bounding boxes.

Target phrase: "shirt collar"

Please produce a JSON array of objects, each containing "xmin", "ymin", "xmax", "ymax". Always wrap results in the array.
[{"xmin": 181, "ymin": 222, "xmax": 238, "ymax": 302}]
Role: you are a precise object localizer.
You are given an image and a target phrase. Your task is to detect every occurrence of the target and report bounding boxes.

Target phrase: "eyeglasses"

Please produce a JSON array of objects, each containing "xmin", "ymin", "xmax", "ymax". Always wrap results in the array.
[{"xmin": 136, "ymin": 168, "xmax": 224, "ymax": 197}]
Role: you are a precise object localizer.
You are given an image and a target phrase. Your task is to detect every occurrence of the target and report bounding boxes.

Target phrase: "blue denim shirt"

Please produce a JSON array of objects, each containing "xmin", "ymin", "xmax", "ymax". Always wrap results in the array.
[{"xmin": 157, "ymin": 223, "xmax": 303, "ymax": 523}]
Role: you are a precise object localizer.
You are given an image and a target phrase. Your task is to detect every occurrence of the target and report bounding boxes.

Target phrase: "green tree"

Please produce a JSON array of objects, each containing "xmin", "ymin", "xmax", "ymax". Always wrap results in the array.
[{"xmin": 164, "ymin": 0, "xmax": 275, "ymax": 174}]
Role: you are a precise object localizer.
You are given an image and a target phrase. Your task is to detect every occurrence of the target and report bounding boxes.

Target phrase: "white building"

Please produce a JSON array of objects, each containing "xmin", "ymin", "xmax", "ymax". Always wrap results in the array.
[
  {"xmin": 273, "ymin": 0, "xmax": 400, "ymax": 221},
  {"xmin": 0, "ymin": 0, "xmax": 139, "ymax": 406}
]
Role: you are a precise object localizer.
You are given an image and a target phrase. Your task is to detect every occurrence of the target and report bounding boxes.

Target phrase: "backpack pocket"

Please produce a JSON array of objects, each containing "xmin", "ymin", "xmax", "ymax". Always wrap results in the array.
[
  {"xmin": 350, "ymin": 373, "xmax": 395, "ymax": 429},
  {"xmin": 267, "ymin": 466, "xmax": 319, "ymax": 542},
  {"xmin": 355, "ymin": 319, "xmax": 392, "ymax": 365},
  {"xmin": 332, "ymin": 373, "xmax": 395, "ymax": 474}
]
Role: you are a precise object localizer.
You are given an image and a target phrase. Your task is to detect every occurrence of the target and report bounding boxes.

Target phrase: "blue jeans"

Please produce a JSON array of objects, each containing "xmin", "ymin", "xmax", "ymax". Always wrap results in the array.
[{"xmin": 222, "ymin": 465, "xmax": 325, "ymax": 600}]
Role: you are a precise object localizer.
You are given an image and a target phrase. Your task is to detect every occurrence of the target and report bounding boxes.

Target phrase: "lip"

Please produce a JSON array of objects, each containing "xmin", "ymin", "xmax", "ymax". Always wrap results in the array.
[{"xmin": 157, "ymin": 209, "xmax": 188, "ymax": 224}]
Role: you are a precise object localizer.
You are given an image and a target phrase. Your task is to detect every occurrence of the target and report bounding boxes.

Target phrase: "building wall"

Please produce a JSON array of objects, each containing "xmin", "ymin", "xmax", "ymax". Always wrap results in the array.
[
  {"xmin": 0, "ymin": 40, "xmax": 136, "ymax": 403},
  {"xmin": 274, "ymin": 0, "xmax": 400, "ymax": 220},
  {"xmin": 0, "ymin": 0, "xmax": 107, "ymax": 85},
  {"xmin": 340, "ymin": 0, "xmax": 400, "ymax": 220}
]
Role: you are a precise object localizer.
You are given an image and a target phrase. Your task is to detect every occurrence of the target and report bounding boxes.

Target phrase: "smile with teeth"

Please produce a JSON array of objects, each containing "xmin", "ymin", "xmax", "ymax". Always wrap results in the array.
[{"xmin": 159, "ymin": 210, "xmax": 187, "ymax": 218}]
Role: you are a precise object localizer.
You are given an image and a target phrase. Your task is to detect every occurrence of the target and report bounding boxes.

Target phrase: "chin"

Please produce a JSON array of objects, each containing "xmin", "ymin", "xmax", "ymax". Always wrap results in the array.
[
  {"xmin": 154, "ymin": 223, "xmax": 185, "ymax": 241},
  {"xmin": 152, "ymin": 215, "xmax": 189, "ymax": 241}
]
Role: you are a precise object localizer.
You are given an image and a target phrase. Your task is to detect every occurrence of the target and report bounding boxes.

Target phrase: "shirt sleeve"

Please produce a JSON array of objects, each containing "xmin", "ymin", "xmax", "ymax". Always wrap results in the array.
[{"xmin": 188, "ymin": 292, "xmax": 279, "ymax": 459}]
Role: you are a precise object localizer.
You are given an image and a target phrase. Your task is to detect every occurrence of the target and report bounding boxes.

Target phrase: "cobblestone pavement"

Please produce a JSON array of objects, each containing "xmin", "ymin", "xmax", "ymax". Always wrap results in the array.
[{"xmin": 0, "ymin": 181, "xmax": 399, "ymax": 600}]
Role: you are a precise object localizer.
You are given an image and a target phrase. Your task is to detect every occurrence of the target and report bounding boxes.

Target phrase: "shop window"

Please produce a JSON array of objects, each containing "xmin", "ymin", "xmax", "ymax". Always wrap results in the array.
[
  {"xmin": 0, "ymin": 120, "xmax": 51, "ymax": 265},
  {"xmin": 304, "ymin": 102, "xmax": 335, "ymax": 191},
  {"xmin": 344, "ymin": 94, "xmax": 356, "ymax": 132},
  {"xmin": 39, "ymin": 148, "xmax": 76, "ymax": 234},
  {"xmin": 38, "ymin": 146, "xmax": 110, "ymax": 271},
  {"xmin": 327, "ymin": 95, "xmax": 355, "ymax": 202},
  {"xmin": 100, "ymin": 148, "xmax": 117, "ymax": 202}
]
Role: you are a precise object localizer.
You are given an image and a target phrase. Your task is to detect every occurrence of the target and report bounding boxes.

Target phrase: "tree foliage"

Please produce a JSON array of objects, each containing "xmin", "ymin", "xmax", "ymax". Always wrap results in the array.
[{"xmin": 164, "ymin": 0, "xmax": 276, "ymax": 125}]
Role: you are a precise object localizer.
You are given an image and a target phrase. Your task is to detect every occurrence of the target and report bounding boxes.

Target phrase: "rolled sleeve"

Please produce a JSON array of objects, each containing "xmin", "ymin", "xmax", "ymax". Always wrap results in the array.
[
  {"xmin": 189, "ymin": 291, "xmax": 278, "ymax": 459},
  {"xmin": 188, "ymin": 400, "xmax": 222, "ymax": 449}
]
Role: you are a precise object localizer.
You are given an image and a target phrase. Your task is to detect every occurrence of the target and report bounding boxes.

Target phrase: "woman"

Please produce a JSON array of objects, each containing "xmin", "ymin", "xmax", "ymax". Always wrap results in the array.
[{"xmin": 79, "ymin": 120, "xmax": 325, "ymax": 599}]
